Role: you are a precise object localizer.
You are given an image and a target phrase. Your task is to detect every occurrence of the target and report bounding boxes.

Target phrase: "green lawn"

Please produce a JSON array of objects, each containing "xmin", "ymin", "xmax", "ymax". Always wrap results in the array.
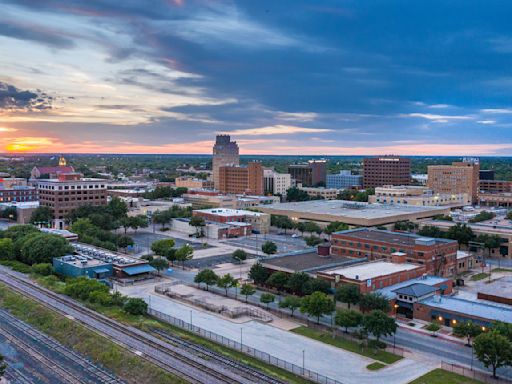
[
  {"xmin": 291, "ymin": 326, "xmax": 402, "ymax": 364},
  {"xmin": 492, "ymin": 268, "xmax": 512, "ymax": 273},
  {"xmin": 470, "ymin": 273, "xmax": 490, "ymax": 281},
  {"xmin": 409, "ymin": 368, "xmax": 483, "ymax": 384},
  {"xmin": 366, "ymin": 362, "xmax": 386, "ymax": 371}
]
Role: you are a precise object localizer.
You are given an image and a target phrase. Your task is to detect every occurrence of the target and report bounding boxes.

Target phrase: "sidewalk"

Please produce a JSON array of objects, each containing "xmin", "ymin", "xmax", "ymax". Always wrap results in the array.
[{"xmin": 396, "ymin": 318, "xmax": 466, "ymax": 346}]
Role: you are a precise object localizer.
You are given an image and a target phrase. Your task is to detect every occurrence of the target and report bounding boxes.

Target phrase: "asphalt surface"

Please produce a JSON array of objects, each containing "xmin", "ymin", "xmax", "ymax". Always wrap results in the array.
[{"xmin": 130, "ymin": 232, "xmax": 209, "ymax": 254}]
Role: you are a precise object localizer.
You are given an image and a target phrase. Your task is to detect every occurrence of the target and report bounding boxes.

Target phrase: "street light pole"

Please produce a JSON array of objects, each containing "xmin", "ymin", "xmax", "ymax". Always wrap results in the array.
[
  {"xmin": 240, "ymin": 328, "xmax": 243, "ymax": 351},
  {"xmin": 190, "ymin": 310, "xmax": 193, "ymax": 331},
  {"xmin": 302, "ymin": 350, "xmax": 305, "ymax": 375}
]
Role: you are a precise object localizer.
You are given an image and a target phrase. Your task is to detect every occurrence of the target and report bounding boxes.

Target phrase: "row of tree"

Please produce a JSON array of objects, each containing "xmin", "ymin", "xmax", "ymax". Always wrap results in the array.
[
  {"xmin": 149, "ymin": 238, "xmax": 194, "ymax": 269},
  {"xmin": 143, "ymin": 186, "xmax": 188, "ymax": 200},
  {"xmin": 271, "ymin": 215, "xmax": 348, "ymax": 239}
]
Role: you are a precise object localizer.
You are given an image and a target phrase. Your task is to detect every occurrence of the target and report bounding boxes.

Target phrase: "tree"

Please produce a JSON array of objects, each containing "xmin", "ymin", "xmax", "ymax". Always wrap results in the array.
[
  {"xmin": 294, "ymin": 221, "xmax": 306, "ymax": 236},
  {"xmin": 217, "ymin": 273, "xmax": 237, "ymax": 296},
  {"xmin": 493, "ymin": 321, "xmax": 512, "ymax": 342},
  {"xmin": 286, "ymin": 272, "xmax": 311, "ymax": 295},
  {"xmin": 304, "ymin": 221, "xmax": 322, "ymax": 236},
  {"xmin": 474, "ymin": 331, "xmax": 512, "ymax": 379},
  {"xmin": 418, "ymin": 225, "xmax": 444, "ymax": 238},
  {"xmin": 300, "ymin": 291, "xmax": 335, "ymax": 323},
  {"xmin": 30, "ymin": 206, "xmax": 53, "ymax": 225},
  {"xmin": 303, "ymin": 278, "xmax": 331, "ymax": 295},
  {"xmin": 175, "ymin": 244, "xmax": 194, "ymax": 269},
  {"xmin": 453, "ymin": 321, "xmax": 482, "ymax": 346},
  {"xmin": 32, "ymin": 263, "xmax": 53, "ymax": 276},
  {"xmin": 0, "ymin": 353, "xmax": 6, "ymax": 378},
  {"xmin": 194, "ymin": 269, "xmax": 218, "ymax": 291},
  {"xmin": 189, "ymin": 215, "xmax": 206, "ymax": 237},
  {"xmin": 19, "ymin": 233, "xmax": 73, "ymax": 265},
  {"xmin": 279, "ymin": 296, "xmax": 302, "ymax": 316},
  {"xmin": 2, "ymin": 224, "xmax": 39, "ymax": 242},
  {"xmin": 335, "ymin": 309, "xmax": 363, "ymax": 333},
  {"xmin": 305, "ymin": 235, "xmax": 323, "ymax": 247},
  {"xmin": 248, "ymin": 262, "xmax": 270, "ymax": 285},
  {"xmin": 359, "ymin": 292, "xmax": 390, "ymax": 313},
  {"xmin": 477, "ymin": 234, "xmax": 502, "ymax": 256},
  {"xmin": 286, "ymin": 187, "xmax": 311, "ymax": 202},
  {"xmin": 150, "ymin": 257, "xmax": 168, "ymax": 275},
  {"xmin": 240, "ymin": 284, "xmax": 256, "ymax": 302},
  {"xmin": 0, "ymin": 238, "xmax": 14, "ymax": 260},
  {"xmin": 335, "ymin": 284, "xmax": 361, "ymax": 309},
  {"xmin": 324, "ymin": 221, "xmax": 348, "ymax": 238},
  {"xmin": 108, "ymin": 196, "xmax": 128, "ymax": 220},
  {"xmin": 151, "ymin": 239, "xmax": 175, "ymax": 261},
  {"xmin": 261, "ymin": 241, "xmax": 277, "ymax": 256},
  {"xmin": 124, "ymin": 298, "xmax": 148, "ymax": 315},
  {"xmin": 446, "ymin": 223, "xmax": 475, "ymax": 249},
  {"xmin": 0, "ymin": 206, "xmax": 16, "ymax": 221},
  {"xmin": 232, "ymin": 249, "xmax": 247, "ymax": 264},
  {"xmin": 266, "ymin": 272, "xmax": 289, "ymax": 294},
  {"xmin": 363, "ymin": 310, "xmax": 397, "ymax": 342},
  {"xmin": 260, "ymin": 293, "xmax": 275, "ymax": 309},
  {"xmin": 426, "ymin": 322, "xmax": 441, "ymax": 337}
]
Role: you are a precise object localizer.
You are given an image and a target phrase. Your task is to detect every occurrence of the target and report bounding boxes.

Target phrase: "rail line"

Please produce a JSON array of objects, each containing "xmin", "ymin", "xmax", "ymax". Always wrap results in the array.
[{"xmin": 0, "ymin": 268, "xmax": 269, "ymax": 384}]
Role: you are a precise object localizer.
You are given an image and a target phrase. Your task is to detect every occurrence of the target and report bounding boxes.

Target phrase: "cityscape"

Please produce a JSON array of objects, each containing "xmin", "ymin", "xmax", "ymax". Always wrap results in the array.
[{"xmin": 1, "ymin": 2, "xmax": 512, "ymax": 384}]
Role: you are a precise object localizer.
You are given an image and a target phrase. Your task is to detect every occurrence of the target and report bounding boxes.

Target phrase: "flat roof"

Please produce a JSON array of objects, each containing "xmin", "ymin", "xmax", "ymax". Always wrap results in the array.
[
  {"xmin": 421, "ymin": 296, "xmax": 512, "ymax": 323},
  {"xmin": 194, "ymin": 208, "xmax": 266, "ymax": 217},
  {"xmin": 478, "ymin": 276, "xmax": 512, "ymax": 300},
  {"xmin": 55, "ymin": 256, "xmax": 110, "ymax": 268},
  {"xmin": 323, "ymin": 261, "xmax": 421, "ymax": 281},
  {"xmin": 334, "ymin": 228, "xmax": 454, "ymax": 246},
  {"xmin": 377, "ymin": 275, "xmax": 450, "ymax": 299},
  {"xmin": 259, "ymin": 200, "xmax": 448, "ymax": 225},
  {"xmin": 262, "ymin": 250, "xmax": 362, "ymax": 273}
]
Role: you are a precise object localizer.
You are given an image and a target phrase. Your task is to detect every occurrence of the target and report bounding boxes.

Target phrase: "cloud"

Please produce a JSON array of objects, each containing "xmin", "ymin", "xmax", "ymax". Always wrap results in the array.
[
  {"xmin": 222, "ymin": 125, "xmax": 333, "ymax": 136},
  {"xmin": 480, "ymin": 108, "xmax": 512, "ymax": 114},
  {"xmin": 404, "ymin": 113, "xmax": 473, "ymax": 123},
  {"xmin": 477, "ymin": 120, "xmax": 496, "ymax": 125},
  {"xmin": 0, "ymin": 82, "xmax": 52, "ymax": 112},
  {"xmin": 275, "ymin": 112, "xmax": 318, "ymax": 122}
]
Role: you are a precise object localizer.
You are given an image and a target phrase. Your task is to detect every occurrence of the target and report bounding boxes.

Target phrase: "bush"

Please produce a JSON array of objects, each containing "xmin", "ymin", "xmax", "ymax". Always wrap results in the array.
[
  {"xmin": 64, "ymin": 277, "xmax": 109, "ymax": 301},
  {"xmin": 124, "ymin": 298, "xmax": 148, "ymax": 315},
  {"xmin": 0, "ymin": 260, "xmax": 32, "ymax": 273},
  {"xmin": 32, "ymin": 263, "xmax": 53, "ymax": 276},
  {"xmin": 89, "ymin": 291, "xmax": 113, "ymax": 306}
]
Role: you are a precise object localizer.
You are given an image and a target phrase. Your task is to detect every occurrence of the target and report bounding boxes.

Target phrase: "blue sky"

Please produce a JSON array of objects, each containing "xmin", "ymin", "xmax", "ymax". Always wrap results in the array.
[{"xmin": 1, "ymin": 0, "xmax": 512, "ymax": 155}]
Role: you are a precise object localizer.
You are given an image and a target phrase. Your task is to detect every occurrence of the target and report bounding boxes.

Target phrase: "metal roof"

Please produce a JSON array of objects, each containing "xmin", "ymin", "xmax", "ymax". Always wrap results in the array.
[
  {"xmin": 93, "ymin": 268, "xmax": 111, "ymax": 274},
  {"xmin": 392, "ymin": 283, "xmax": 438, "ymax": 297},
  {"xmin": 122, "ymin": 264, "xmax": 157, "ymax": 275}
]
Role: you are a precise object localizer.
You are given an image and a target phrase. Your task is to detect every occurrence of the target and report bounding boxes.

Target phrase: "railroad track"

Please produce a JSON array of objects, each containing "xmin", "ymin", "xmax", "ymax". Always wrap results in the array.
[
  {"xmin": 152, "ymin": 328, "xmax": 286, "ymax": 384},
  {"xmin": 0, "ymin": 269, "xmax": 268, "ymax": 384}
]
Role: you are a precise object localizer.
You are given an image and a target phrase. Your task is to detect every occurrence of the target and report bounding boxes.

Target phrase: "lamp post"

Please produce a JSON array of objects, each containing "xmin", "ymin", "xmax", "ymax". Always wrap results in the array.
[
  {"xmin": 240, "ymin": 328, "xmax": 243, "ymax": 351},
  {"xmin": 190, "ymin": 310, "xmax": 193, "ymax": 331},
  {"xmin": 302, "ymin": 350, "xmax": 305, "ymax": 375},
  {"xmin": 394, "ymin": 303, "xmax": 399, "ymax": 319}
]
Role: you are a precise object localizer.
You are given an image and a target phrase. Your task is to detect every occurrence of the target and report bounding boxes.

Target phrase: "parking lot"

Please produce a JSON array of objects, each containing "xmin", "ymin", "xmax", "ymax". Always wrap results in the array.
[
  {"xmin": 224, "ymin": 233, "xmax": 309, "ymax": 255},
  {"xmin": 130, "ymin": 232, "xmax": 209, "ymax": 254}
]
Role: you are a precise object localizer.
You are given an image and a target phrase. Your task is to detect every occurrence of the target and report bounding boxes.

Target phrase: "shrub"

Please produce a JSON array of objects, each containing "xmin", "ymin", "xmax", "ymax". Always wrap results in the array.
[
  {"xmin": 32, "ymin": 263, "xmax": 53, "ymax": 276},
  {"xmin": 124, "ymin": 298, "xmax": 148, "ymax": 315}
]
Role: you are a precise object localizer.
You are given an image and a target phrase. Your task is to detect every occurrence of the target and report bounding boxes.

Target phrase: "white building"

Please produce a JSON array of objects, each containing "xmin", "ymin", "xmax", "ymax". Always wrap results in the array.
[
  {"xmin": 264, "ymin": 169, "xmax": 292, "ymax": 196},
  {"xmin": 368, "ymin": 185, "xmax": 470, "ymax": 206}
]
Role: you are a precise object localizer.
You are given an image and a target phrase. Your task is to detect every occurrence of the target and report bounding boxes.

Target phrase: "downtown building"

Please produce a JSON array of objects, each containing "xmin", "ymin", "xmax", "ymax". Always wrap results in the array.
[
  {"xmin": 218, "ymin": 162, "xmax": 264, "ymax": 195},
  {"xmin": 326, "ymin": 170, "xmax": 362, "ymax": 189},
  {"xmin": 263, "ymin": 169, "xmax": 292, "ymax": 196},
  {"xmin": 288, "ymin": 159, "xmax": 327, "ymax": 187},
  {"xmin": 427, "ymin": 158, "xmax": 480, "ymax": 204},
  {"xmin": 363, "ymin": 156, "xmax": 411, "ymax": 188},
  {"xmin": 36, "ymin": 173, "xmax": 108, "ymax": 229},
  {"xmin": 212, "ymin": 135, "xmax": 239, "ymax": 189}
]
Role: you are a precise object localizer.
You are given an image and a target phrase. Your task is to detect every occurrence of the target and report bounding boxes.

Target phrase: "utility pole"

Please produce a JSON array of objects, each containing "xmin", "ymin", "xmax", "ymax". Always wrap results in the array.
[{"xmin": 302, "ymin": 350, "xmax": 305, "ymax": 375}]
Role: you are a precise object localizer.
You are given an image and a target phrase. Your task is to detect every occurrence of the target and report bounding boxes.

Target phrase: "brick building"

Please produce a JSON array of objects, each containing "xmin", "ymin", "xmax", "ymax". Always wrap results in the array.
[
  {"xmin": 427, "ymin": 159, "xmax": 480, "ymax": 204},
  {"xmin": 212, "ymin": 135, "xmax": 239, "ymax": 189},
  {"xmin": 175, "ymin": 176, "xmax": 214, "ymax": 189},
  {"xmin": 192, "ymin": 207, "xmax": 270, "ymax": 234},
  {"xmin": 31, "ymin": 156, "xmax": 75, "ymax": 179},
  {"xmin": 331, "ymin": 228, "xmax": 458, "ymax": 277},
  {"xmin": 218, "ymin": 162, "xmax": 264, "ymax": 195},
  {"xmin": 288, "ymin": 160, "xmax": 327, "ymax": 187},
  {"xmin": 0, "ymin": 186, "xmax": 38, "ymax": 203},
  {"xmin": 363, "ymin": 156, "xmax": 411, "ymax": 188},
  {"xmin": 36, "ymin": 173, "xmax": 108, "ymax": 229}
]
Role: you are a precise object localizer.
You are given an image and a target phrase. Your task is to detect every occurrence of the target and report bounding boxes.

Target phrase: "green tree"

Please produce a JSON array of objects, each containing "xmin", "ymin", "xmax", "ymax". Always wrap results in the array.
[
  {"xmin": 286, "ymin": 272, "xmax": 311, "ymax": 295},
  {"xmin": 286, "ymin": 187, "xmax": 311, "ymax": 202},
  {"xmin": 149, "ymin": 257, "xmax": 168, "ymax": 275},
  {"xmin": 335, "ymin": 309, "xmax": 363, "ymax": 333},
  {"xmin": 175, "ymin": 244, "xmax": 194, "ymax": 269},
  {"xmin": 294, "ymin": 221, "xmax": 306, "ymax": 236},
  {"xmin": 64, "ymin": 277, "xmax": 109, "ymax": 301},
  {"xmin": 300, "ymin": 291, "xmax": 335, "ymax": 323},
  {"xmin": 19, "ymin": 233, "xmax": 73, "ymax": 265},
  {"xmin": 240, "ymin": 284, "xmax": 256, "ymax": 302},
  {"xmin": 0, "ymin": 206, "xmax": 17, "ymax": 221},
  {"xmin": 248, "ymin": 262, "xmax": 270, "ymax": 285},
  {"xmin": 217, "ymin": 273, "xmax": 237, "ymax": 296},
  {"xmin": 2, "ymin": 224, "xmax": 39, "ymax": 242},
  {"xmin": 303, "ymin": 278, "xmax": 331, "ymax": 295},
  {"xmin": 304, "ymin": 221, "xmax": 322, "ymax": 236},
  {"xmin": 124, "ymin": 297, "xmax": 148, "ymax": 315},
  {"xmin": 477, "ymin": 234, "xmax": 502, "ymax": 256},
  {"xmin": 266, "ymin": 272, "xmax": 289, "ymax": 294},
  {"xmin": 418, "ymin": 225, "xmax": 444, "ymax": 238},
  {"xmin": 363, "ymin": 310, "xmax": 397, "ymax": 342},
  {"xmin": 151, "ymin": 239, "xmax": 176, "ymax": 260},
  {"xmin": 261, "ymin": 241, "xmax": 277, "ymax": 256},
  {"xmin": 0, "ymin": 353, "xmax": 7, "ymax": 378},
  {"xmin": 426, "ymin": 322, "xmax": 441, "ymax": 337},
  {"xmin": 324, "ymin": 221, "xmax": 348, "ymax": 238},
  {"xmin": 30, "ymin": 206, "xmax": 53, "ymax": 225},
  {"xmin": 305, "ymin": 235, "xmax": 323, "ymax": 247},
  {"xmin": 108, "ymin": 196, "xmax": 128, "ymax": 220},
  {"xmin": 474, "ymin": 331, "xmax": 512, "ymax": 379},
  {"xmin": 453, "ymin": 321, "xmax": 482, "ymax": 346},
  {"xmin": 194, "ymin": 269, "xmax": 218, "ymax": 291},
  {"xmin": 189, "ymin": 215, "xmax": 206, "ymax": 237},
  {"xmin": 393, "ymin": 221, "xmax": 418, "ymax": 232},
  {"xmin": 260, "ymin": 293, "xmax": 275, "ymax": 309},
  {"xmin": 359, "ymin": 292, "xmax": 390, "ymax": 313},
  {"xmin": 32, "ymin": 263, "xmax": 53, "ymax": 276},
  {"xmin": 279, "ymin": 295, "xmax": 302, "ymax": 316},
  {"xmin": 446, "ymin": 223, "xmax": 475, "ymax": 249},
  {"xmin": 493, "ymin": 321, "xmax": 512, "ymax": 341},
  {"xmin": 335, "ymin": 284, "xmax": 361, "ymax": 309},
  {"xmin": 232, "ymin": 249, "xmax": 247, "ymax": 264},
  {"xmin": 0, "ymin": 238, "xmax": 15, "ymax": 260}
]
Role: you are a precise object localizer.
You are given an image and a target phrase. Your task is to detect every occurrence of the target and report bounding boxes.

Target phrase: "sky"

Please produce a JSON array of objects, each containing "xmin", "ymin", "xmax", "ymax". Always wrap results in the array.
[{"xmin": 1, "ymin": 0, "xmax": 512, "ymax": 156}]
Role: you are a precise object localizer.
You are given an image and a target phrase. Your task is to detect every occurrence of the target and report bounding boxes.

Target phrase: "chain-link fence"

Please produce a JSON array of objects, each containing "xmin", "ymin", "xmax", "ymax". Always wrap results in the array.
[
  {"xmin": 148, "ymin": 307, "xmax": 344, "ymax": 384},
  {"xmin": 441, "ymin": 361, "xmax": 508, "ymax": 384}
]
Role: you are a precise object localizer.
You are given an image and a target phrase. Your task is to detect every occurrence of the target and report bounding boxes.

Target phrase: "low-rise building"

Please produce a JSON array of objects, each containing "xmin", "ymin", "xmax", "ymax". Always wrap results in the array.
[
  {"xmin": 171, "ymin": 217, "xmax": 252, "ymax": 239},
  {"xmin": 263, "ymin": 169, "xmax": 292, "ymax": 196},
  {"xmin": 175, "ymin": 176, "xmax": 214, "ymax": 189},
  {"xmin": 53, "ymin": 255, "xmax": 113, "ymax": 279},
  {"xmin": 192, "ymin": 208, "xmax": 270, "ymax": 234},
  {"xmin": 326, "ymin": 171, "xmax": 362, "ymax": 189},
  {"xmin": 0, "ymin": 186, "xmax": 38, "ymax": 203},
  {"xmin": 368, "ymin": 185, "xmax": 470, "ymax": 206},
  {"xmin": 298, "ymin": 186, "xmax": 341, "ymax": 200}
]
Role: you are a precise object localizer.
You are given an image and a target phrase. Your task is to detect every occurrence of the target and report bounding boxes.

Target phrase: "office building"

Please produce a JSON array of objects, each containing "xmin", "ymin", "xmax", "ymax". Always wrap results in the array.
[
  {"xmin": 175, "ymin": 176, "xmax": 214, "ymax": 189},
  {"xmin": 427, "ymin": 158, "xmax": 480, "ymax": 204},
  {"xmin": 36, "ymin": 173, "xmax": 108, "ymax": 229},
  {"xmin": 479, "ymin": 169, "xmax": 495, "ymax": 180},
  {"xmin": 326, "ymin": 171, "xmax": 362, "ymax": 189},
  {"xmin": 363, "ymin": 156, "xmax": 411, "ymax": 188},
  {"xmin": 218, "ymin": 162, "xmax": 263, "ymax": 195},
  {"xmin": 331, "ymin": 228, "xmax": 458, "ymax": 277},
  {"xmin": 298, "ymin": 186, "xmax": 341, "ymax": 200},
  {"xmin": 0, "ymin": 186, "xmax": 38, "ymax": 203},
  {"xmin": 263, "ymin": 169, "xmax": 292, "ymax": 195},
  {"xmin": 368, "ymin": 185, "xmax": 470, "ymax": 206},
  {"xmin": 288, "ymin": 160, "xmax": 327, "ymax": 187},
  {"xmin": 212, "ymin": 135, "xmax": 239, "ymax": 188}
]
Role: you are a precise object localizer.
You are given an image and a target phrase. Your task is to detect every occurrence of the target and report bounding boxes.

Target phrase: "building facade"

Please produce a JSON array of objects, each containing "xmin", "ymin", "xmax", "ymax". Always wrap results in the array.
[
  {"xmin": 363, "ymin": 156, "xmax": 411, "ymax": 188},
  {"xmin": 331, "ymin": 228, "xmax": 458, "ymax": 277},
  {"xmin": 368, "ymin": 185, "xmax": 470, "ymax": 206},
  {"xmin": 298, "ymin": 186, "xmax": 341, "ymax": 200},
  {"xmin": 31, "ymin": 156, "xmax": 75, "ymax": 179},
  {"xmin": 193, "ymin": 208, "xmax": 270, "ymax": 234},
  {"xmin": 0, "ymin": 186, "xmax": 38, "ymax": 203},
  {"xmin": 212, "ymin": 135, "xmax": 239, "ymax": 189},
  {"xmin": 263, "ymin": 169, "xmax": 292, "ymax": 195},
  {"xmin": 427, "ymin": 159, "xmax": 480, "ymax": 204},
  {"xmin": 288, "ymin": 160, "xmax": 327, "ymax": 187},
  {"xmin": 175, "ymin": 176, "xmax": 214, "ymax": 189},
  {"xmin": 326, "ymin": 171, "xmax": 362, "ymax": 189},
  {"xmin": 36, "ymin": 173, "xmax": 108, "ymax": 229},
  {"xmin": 218, "ymin": 162, "xmax": 263, "ymax": 195}
]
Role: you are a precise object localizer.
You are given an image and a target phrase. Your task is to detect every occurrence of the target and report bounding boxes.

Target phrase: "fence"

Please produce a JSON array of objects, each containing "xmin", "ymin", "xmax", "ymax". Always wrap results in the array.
[
  {"xmin": 148, "ymin": 307, "xmax": 344, "ymax": 384},
  {"xmin": 441, "ymin": 362, "xmax": 511, "ymax": 384}
]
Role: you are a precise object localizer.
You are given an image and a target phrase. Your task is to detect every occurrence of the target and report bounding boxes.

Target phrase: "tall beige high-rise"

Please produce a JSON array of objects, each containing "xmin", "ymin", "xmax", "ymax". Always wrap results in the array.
[
  {"xmin": 212, "ymin": 135, "xmax": 239, "ymax": 189},
  {"xmin": 427, "ymin": 159, "xmax": 480, "ymax": 204}
]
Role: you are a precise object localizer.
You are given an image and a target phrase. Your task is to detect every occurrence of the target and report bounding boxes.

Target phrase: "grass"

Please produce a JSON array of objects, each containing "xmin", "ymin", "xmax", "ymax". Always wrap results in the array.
[
  {"xmin": 470, "ymin": 273, "xmax": 490, "ymax": 281},
  {"xmin": 409, "ymin": 368, "xmax": 483, "ymax": 384},
  {"xmin": 0, "ymin": 283, "xmax": 186, "ymax": 384},
  {"xmin": 492, "ymin": 268, "xmax": 512, "ymax": 273},
  {"xmin": 291, "ymin": 326, "xmax": 402, "ymax": 364},
  {"xmin": 366, "ymin": 362, "xmax": 386, "ymax": 371}
]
